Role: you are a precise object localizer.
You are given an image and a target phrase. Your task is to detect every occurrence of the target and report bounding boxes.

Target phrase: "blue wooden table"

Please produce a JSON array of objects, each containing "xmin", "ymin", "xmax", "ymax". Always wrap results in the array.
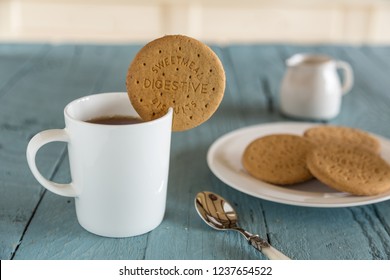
[{"xmin": 1, "ymin": 42, "xmax": 390, "ymax": 260}]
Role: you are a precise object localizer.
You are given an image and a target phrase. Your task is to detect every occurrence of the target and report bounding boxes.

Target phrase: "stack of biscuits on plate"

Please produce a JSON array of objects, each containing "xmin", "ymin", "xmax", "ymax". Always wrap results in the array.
[{"xmin": 242, "ymin": 125, "xmax": 390, "ymax": 196}]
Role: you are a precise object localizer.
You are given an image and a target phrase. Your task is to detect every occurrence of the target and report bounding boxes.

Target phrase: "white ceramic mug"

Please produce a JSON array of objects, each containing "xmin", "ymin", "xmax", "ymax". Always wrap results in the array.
[
  {"xmin": 280, "ymin": 53, "xmax": 354, "ymax": 120},
  {"xmin": 26, "ymin": 92, "xmax": 173, "ymax": 238}
]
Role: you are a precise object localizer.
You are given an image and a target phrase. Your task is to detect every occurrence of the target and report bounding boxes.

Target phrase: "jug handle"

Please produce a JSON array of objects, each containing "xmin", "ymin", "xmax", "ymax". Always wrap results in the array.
[{"xmin": 336, "ymin": 60, "xmax": 354, "ymax": 95}]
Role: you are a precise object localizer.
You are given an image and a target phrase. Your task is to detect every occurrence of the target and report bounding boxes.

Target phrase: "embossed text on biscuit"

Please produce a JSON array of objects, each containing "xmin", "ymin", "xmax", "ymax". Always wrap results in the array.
[
  {"xmin": 151, "ymin": 56, "xmax": 205, "ymax": 80},
  {"xmin": 143, "ymin": 78, "xmax": 209, "ymax": 94}
]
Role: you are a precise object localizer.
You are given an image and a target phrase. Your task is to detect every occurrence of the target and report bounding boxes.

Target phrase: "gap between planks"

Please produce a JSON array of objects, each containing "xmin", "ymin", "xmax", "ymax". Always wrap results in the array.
[{"xmin": 10, "ymin": 145, "xmax": 68, "ymax": 259}]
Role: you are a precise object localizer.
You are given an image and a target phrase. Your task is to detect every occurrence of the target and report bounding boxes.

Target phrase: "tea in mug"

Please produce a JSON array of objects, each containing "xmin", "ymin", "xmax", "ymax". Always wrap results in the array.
[{"xmin": 86, "ymin": 115, "xmax": 144, "ymax": 125}]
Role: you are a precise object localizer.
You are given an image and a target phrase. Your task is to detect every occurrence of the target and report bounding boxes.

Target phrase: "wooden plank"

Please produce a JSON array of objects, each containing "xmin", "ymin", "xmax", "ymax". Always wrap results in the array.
[
  {"xmin": 0, "ymin": 43, "xmax": 55, "ymax": 260},
  {"xmin": 3, "ymin": 43, "xmax": 390, "ymax": 260},
  {"xmin": 0, "ymin": 44, "xmax": 50, "ymax": 98}
]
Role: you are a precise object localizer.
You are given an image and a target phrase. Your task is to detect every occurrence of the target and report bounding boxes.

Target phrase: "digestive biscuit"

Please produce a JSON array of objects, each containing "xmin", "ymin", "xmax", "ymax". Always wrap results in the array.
[
  {"xmin": 242, "ymin": 134, "xmax": 315, "ymax": 185},
  {"xmin": 126, "ymin": 35, "xmax": 226, "ymax": 131}
]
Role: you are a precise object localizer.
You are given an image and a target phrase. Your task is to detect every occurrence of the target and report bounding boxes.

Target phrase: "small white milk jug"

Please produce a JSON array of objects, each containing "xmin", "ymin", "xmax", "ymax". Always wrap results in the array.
[{"xmin": 280, "ymin": 53, "xmax": 353, "ymax": 120}]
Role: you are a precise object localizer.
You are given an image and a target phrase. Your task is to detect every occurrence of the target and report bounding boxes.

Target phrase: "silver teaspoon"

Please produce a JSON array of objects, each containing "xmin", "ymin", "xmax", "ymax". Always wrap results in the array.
[{"xmin": 195, "ymin": 191, "xmax": 291, "ymax": 260}]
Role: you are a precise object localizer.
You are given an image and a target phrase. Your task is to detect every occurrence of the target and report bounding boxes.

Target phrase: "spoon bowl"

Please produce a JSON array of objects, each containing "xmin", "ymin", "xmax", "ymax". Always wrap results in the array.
[
  {"xmin": 195, "ymin": 191, "xmax": 291, "ymax": 260},
  {"xmin": 195, "ymin": 191, "xmax": 238, "ymax": 230}
]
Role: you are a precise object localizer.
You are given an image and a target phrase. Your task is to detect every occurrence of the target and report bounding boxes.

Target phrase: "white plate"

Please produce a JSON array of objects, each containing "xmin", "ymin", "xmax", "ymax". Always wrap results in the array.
[{"xmin": 207, "ymin": 122, "xmax": 390, "ymax": 207}]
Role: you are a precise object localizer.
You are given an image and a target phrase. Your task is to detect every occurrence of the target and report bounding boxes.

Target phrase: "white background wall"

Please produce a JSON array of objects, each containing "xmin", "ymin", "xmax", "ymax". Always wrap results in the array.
[{"xmin": 0, "ymin": 0, "xmax": 390, "ymax": 44}]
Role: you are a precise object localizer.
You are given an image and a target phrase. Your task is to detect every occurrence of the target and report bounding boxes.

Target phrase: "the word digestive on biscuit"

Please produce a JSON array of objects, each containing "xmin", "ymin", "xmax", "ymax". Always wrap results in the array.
[{"xmin": 143, "ymin": 78, "xmax": 209, "ymax": 94}]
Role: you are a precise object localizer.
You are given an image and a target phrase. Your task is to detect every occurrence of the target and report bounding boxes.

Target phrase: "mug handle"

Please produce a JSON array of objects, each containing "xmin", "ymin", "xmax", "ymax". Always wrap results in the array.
[
  {"xmin": 26, "ymin": 129, "xmax": 78, "ymax": 197},
  {"xmin": 336, "ymin": 60, "xmax": 354, "ymax": 95}
]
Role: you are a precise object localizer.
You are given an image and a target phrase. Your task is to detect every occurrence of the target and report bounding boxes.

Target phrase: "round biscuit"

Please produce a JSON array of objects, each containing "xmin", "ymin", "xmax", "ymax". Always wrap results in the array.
[
  {"xmin": 303, "ymin": 125, "xmax": 380, "ymax": 153},
  {"xmin": 242, "ymin": 134, "xmax": 315, "ymax": 185},
  {"xmin": 307, "ymin": 143, "xmax": 390, "ymax": 196},
  {"xmin": 126, "ymin": 35, "xmax": 226, "ymax": 131}
]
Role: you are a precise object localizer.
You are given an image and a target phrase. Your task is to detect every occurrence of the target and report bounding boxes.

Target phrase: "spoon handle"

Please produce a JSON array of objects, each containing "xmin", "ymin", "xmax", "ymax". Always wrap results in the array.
[{"xmin": 248, "ymin": 235, "xmax": 291, "ymax": 260}]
